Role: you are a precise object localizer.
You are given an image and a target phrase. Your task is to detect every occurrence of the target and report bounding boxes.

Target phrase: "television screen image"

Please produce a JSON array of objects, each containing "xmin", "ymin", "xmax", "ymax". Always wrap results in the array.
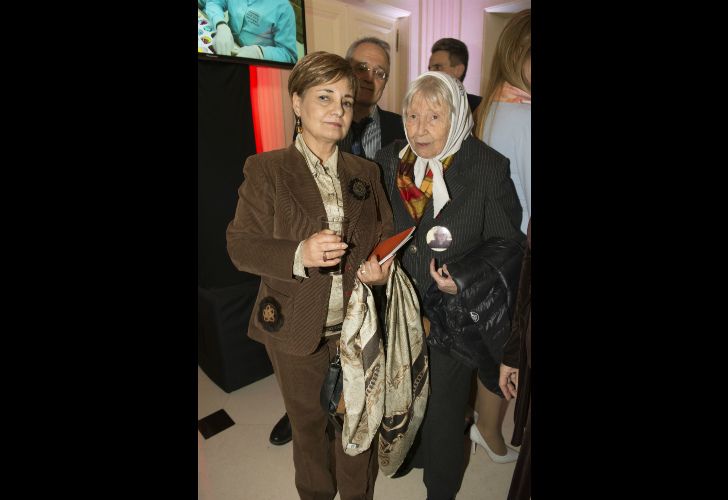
[{"xmin": 198, "ymin": 0, "xmax": 307, "ymax": 69}]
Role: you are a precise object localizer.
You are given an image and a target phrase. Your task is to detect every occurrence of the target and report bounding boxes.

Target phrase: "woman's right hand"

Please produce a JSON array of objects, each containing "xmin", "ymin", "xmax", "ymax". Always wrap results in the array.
[
  {"xmin": 302, "ymin": 230, "xmax": 348, "ymax": 269},
  {"xmin": 357, "ymin": 253, "xmax": 393, "ymax": 285}
]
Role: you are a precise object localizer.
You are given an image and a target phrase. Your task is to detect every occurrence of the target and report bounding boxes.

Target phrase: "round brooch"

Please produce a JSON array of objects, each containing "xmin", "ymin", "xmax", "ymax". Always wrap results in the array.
[{"xmin": 348, "ymin": 178, "xmax": 371, "ymax": 201}]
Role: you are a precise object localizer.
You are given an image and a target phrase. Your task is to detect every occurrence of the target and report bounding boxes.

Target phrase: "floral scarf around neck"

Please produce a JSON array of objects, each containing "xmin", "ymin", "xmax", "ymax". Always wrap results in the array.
[{"xmin": 396, "ymin": 145, "xmax": 454, "ymax": 224}]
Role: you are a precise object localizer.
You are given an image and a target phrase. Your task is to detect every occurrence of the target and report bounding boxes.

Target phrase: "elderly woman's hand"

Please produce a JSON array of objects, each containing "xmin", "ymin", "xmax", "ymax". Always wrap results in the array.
[
  {"xmin": 357, "ymin": 254, "xmax": 393, "ymax": 285},
  {"xmin": 302, "ymin": 230, "xmax": 348, "ymax": 269},
  {"xmin": 429, "ymin": 258, "xmax": 457, "ymax": 294}
]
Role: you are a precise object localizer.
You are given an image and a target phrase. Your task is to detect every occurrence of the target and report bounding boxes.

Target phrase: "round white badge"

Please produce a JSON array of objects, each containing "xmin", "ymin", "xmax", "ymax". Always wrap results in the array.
[{"xmin": 426, "ymin": 226, "xmax": 452, "ymax": 252}]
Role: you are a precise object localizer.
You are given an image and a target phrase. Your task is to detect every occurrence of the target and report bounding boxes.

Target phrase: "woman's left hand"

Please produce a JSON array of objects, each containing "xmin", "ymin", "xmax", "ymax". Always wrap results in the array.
[
  {"xmin": 429, "ymin": 258, "xmax": 457, "ymax": 294},
  {"xmin": 357, "ymin": 254, "xmax": 393, "ymax": 285},
  {"xmin": 499, "ymin": 363, "xmax": 519, "ymax": 401}
]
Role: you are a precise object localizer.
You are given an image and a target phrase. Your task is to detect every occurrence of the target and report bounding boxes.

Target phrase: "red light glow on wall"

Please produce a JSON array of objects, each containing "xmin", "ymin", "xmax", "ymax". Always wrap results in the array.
[
  {"xmin": 248, "ymin": 66, "xmax": 287, "ymax": 153},
  {"xmin": 248, "ymin": 65, "xmax": 264, "ymax": 153}
]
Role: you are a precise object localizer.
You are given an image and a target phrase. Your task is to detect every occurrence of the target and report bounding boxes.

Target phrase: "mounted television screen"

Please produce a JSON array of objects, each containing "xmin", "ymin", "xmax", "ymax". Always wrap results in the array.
[{"xmin": 198, "ymin": 0, "xmax": 307, "ymax": 69}]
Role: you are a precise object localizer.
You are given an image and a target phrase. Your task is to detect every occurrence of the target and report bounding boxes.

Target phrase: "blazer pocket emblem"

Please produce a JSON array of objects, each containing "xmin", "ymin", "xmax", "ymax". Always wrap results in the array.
[{"xmin": 258, "ymin": 296, "xmax": 284, "ymax": 332}]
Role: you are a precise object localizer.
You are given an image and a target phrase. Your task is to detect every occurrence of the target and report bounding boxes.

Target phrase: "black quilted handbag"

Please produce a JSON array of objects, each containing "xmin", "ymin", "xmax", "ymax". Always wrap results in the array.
[{"xmin": 424, "ymin": 237, "xmax": 524, "ymax": 396}]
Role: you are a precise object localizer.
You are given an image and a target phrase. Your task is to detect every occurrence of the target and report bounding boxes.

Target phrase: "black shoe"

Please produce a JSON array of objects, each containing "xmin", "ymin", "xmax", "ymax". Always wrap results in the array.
[{"xmin": 269, "ymin": 413, "xmax": 292, "ymax": 445}]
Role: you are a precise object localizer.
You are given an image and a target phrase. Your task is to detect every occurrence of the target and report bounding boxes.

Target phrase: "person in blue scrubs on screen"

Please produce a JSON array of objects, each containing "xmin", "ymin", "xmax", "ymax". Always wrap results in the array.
[{"xmin": 205, "ymin": 0, "xmax": 298, "ymax": 63}]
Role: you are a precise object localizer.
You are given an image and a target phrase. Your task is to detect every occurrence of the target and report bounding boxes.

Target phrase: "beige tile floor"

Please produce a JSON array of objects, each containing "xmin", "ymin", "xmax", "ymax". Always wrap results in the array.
[{"xmin": 198, "ymin": 367, "xmax": 518, "ymax": 500}]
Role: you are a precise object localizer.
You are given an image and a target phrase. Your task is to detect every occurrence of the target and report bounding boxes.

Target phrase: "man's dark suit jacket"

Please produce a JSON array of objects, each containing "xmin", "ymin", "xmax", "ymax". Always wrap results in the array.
[
  {"xmin": 378, "ymin": 107, "xmax": 407, "ymax": 151},
  {"xmin": 339, "ymin": 106, "xmax": 406, "ymax": 159},
  {"xmin": 467, "ymin": 93, "xmax": 483, "ymax": 113}
]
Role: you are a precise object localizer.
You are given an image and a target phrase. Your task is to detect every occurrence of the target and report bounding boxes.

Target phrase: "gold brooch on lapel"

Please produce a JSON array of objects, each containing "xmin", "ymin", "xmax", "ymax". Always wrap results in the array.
[
  {"xmin": 258, "ymin": 297, "xmax": 284, "ymax": 332},
  {"xmin": 348, "ymin": 178, "xmax": 370, "ymax": 201}
]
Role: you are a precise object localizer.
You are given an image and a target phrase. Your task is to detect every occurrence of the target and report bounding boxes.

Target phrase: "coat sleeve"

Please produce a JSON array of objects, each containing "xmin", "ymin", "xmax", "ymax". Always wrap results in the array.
[
  {"xmin": 371, "ymin": 161, "xmax": 394, "ymax": 242},
  {"xmin": 501, "ymin": 245, "xmax": 530, "ymax": 368},
  {"xmin": 259, "ymin": 1, "xmax": 298, "ymax": 63},
  {"xmin": 482, "ymin": 153, "xmax": 525, "ymax": 242},
  {"xmin": 373, "ymin": 142, "xmax": 398, "ymax": 209},
  {"xmin": 226, "ymin": 155, "xmax": 301, "ymax": 281}
]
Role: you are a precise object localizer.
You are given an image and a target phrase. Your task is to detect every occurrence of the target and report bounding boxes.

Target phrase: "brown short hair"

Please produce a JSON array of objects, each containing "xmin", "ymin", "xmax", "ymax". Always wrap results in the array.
[{"xmin": 287, "ymin": 51, "xmax": 359, "ymax": 98}]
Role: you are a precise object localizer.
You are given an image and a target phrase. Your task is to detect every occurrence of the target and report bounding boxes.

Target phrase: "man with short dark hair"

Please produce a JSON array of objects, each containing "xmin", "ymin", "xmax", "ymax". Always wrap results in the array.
[{"xmin": 429, "ymin": 37, "xmax": 483, "ymax": 111}]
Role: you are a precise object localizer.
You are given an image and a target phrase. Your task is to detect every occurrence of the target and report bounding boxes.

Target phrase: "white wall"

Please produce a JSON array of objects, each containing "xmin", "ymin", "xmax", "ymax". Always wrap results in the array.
[
  {"xmin": 254, "ymin": 0, "xmax": 530, "ymax": 151},
  {"xmin": 364, "ymin": 0, "xmax": 529, "ymax": 96},
  {"xmin": 373, "ymin": 0, "xmax": 419, "ymax": 93}
]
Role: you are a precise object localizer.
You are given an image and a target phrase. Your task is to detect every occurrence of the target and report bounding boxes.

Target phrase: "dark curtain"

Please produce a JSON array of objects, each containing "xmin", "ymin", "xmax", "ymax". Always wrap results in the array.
[
  {"xmin": 198, "ymin": 60, "xmax": 273, "ymax": 392},
  {"xmin": 198, "ymin": 60, "xmax": 258, "ymax": 289}
]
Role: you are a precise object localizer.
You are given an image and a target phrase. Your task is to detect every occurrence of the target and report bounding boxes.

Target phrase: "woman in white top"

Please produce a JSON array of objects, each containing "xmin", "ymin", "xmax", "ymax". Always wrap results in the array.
[
  {"xmin": 475, "ymin": 9, "xmax": 530, "ymax": 234},
  {"xmin": 468, "ymin": 9, "xmax": 531, "ymax": 466}
]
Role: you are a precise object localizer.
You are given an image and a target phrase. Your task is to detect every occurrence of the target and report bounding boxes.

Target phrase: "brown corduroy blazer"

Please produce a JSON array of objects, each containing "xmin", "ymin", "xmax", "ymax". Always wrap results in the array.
[{"xmin": 226, "ymin": 143, "xmax": 394, "ymax": 356}]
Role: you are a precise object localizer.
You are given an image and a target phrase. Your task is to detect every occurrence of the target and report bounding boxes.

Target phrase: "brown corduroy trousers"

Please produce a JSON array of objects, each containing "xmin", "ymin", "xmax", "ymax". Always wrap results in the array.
[{"xmin": 265, "ymin": 336, "xmax": 379, "ymax": 500}]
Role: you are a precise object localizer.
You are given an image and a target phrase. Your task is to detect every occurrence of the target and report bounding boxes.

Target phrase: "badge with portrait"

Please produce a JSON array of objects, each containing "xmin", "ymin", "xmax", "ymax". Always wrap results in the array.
[{"xmin": 426, "ymin": 226, "xmax": 452, "ymax": 252}]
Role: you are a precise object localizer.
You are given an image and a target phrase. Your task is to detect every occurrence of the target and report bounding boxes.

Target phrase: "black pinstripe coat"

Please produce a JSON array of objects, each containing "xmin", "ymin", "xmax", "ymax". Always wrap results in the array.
[
  {"xmin": 226, "ymin": 144, "xmax": 394, "ymax": 356},
  {"xmin": 375, "ymin": 135, "xmax": 524, "ymax": 302}
]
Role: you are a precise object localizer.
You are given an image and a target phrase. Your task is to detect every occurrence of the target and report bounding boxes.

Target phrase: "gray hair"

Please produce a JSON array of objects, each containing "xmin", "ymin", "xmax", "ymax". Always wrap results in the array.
[
  {"xmin": 402, "ymin": 75, "xmax": 454, "ymax": 119},
  {"xmin": 345, "ymin": 37, "xmax": 391, "ymax": 69}
]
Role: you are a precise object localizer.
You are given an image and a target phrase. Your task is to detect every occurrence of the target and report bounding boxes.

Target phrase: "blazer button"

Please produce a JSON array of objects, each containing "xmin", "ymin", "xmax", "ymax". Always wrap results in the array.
[{"xmin": 409, "ymin": 245, "xmax": 417, "ymax": 254}]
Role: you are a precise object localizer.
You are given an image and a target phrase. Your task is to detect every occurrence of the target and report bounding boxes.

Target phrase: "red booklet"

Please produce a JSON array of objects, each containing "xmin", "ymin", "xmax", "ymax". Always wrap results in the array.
[{"xmin": 368, "ymin": 226, "xmax": 416, "ymax": 265}]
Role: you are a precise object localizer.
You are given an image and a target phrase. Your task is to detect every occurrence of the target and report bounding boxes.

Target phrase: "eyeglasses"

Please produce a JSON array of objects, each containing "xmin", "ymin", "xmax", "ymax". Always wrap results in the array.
[{"xmin": 353, "ymin": 62, "xmax": 387, "ymax": 81}]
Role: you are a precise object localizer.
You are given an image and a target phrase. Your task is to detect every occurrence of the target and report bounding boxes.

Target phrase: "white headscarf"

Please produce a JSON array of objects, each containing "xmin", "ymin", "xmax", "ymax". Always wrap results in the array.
[{"xmin": 398, "ymin": 71, "xmax": 474, "ymax": 218}]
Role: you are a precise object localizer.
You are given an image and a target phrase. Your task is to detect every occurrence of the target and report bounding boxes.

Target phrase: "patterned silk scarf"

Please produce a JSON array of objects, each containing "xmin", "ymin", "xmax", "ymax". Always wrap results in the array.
[
  {"xmin": 340, "ymin": 277, "xmax": 385, "ymax": 456},
  {"xmin": 378, "ymin": 259, "xmax": 429, "ymax": 476},
  {"xmin": 339, "ymin": 260, "xmax": 429, "ymax": 478},
  {"xmin": 397, "ymin": 146, "xmax": 455, "ymax": 223}
]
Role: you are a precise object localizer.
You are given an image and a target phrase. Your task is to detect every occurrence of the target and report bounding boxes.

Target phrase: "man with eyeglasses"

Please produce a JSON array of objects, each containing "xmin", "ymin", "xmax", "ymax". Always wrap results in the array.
[
  {"xmin": 338, "ymin": 37, "xmax": 406, "ymax": 161},
  {"xmin": 267, "ymin": 36, "xmax": 405, "ymax": 449}
]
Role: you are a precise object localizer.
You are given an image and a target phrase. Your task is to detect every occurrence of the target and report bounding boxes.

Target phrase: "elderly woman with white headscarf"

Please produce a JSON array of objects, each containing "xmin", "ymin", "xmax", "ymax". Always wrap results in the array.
[{"xmin": 374, "ymin": 71, "xmax": 523, "ymax": 499}]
